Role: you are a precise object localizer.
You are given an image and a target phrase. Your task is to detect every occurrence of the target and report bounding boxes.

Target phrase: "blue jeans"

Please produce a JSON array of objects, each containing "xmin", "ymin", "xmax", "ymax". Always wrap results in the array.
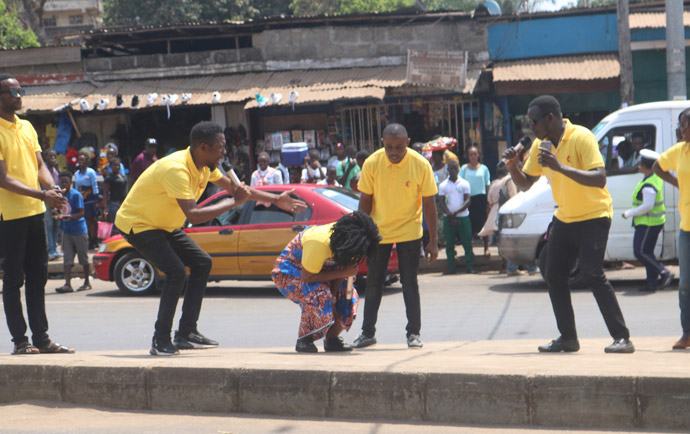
[
  {"xmin": 507, "ymin": 261, "xmax": 537, "ymax": 273},
  {"xmin": 633, "ymin": 224, "xmax": 667, "ymax": 287},
  {"xmin": 678, "ymin": 231, "xmax": 690, "ymax": 334},
  {"xmin": 45, "ymin": 207, "xmax": 60, "ymax": 257}
]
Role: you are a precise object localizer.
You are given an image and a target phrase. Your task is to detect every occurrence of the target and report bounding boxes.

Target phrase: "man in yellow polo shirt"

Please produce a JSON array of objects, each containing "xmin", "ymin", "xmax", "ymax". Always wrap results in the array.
[
  {"xmin": 502, "ymin": 95, "xmax": 634, "ymax": 354},
  {"xmin": 0, "ymin": 73, "xmax": 75, "ymax": 355},
  {"xmin": 115, "ymin": 121, "xmax": 306, "ymax": 356},
  {"xmin": 654, "ymin": 107, "xmax": 690, "ymax": 350},
  {"xmin": 352, "ymin": 123, "xmax": 438, "ymax": 349}
]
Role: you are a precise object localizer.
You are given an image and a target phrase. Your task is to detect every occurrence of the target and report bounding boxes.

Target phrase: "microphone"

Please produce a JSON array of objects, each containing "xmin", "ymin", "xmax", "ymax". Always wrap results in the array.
[{"xmin": 497, "ymin": 136, "xmax": 531, "ymax": 169}]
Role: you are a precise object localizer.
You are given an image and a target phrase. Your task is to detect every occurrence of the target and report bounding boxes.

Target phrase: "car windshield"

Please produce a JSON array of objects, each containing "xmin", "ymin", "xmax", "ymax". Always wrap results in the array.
[{"xmin": 313, "ymin": 187, "xmax": 360, "ymax": 211}]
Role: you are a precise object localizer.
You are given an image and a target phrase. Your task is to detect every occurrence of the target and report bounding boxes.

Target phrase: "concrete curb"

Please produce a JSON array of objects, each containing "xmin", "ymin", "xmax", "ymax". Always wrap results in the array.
[{"xmin": 1, "ymin": 339, "xmax": 689, "ymax": 430}]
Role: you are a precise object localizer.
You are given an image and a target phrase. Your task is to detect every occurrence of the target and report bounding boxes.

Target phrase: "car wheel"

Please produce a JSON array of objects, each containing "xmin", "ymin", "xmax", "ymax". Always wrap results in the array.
[{"xmin": 113, "ymin": 251, "xmax": 159, "ymax": 295}]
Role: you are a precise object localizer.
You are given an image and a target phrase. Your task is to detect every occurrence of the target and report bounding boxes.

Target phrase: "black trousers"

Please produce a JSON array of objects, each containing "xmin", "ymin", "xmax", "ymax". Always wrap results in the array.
[
  {"xmin": 123, "ymin": 228, "xmax": 212, "ymax": 339},
  {"xmin": 545, "ymin": 217, "xmax": 630, "ymax": 341},
  {"xmin": 0, "ymin": 213, "xmax": 51, "ymax": 346},
  {"xmin": 361, "ymin": 238, "xmax": 422, "ymax": 338}
]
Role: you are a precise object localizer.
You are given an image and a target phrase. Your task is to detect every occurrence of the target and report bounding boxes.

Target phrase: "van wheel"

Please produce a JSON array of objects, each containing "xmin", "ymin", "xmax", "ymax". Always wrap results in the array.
[
  {"xmin": 114, "ymin": 252, "xmax": 159, "ymax": 295},
  {"xmin": 538, "ymin": 242, "xmax": 579, "ymax": 282}
]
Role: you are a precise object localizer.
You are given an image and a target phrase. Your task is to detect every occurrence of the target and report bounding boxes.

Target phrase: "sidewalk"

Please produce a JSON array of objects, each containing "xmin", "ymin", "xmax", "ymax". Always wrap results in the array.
[{"xmin": 1, "ymin": 337, "xmax": 688, "ymax": 431}]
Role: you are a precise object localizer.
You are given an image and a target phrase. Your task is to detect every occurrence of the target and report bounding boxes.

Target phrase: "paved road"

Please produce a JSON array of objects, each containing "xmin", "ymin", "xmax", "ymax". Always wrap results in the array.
[
  {"xmin": 0, "ymin": 402, "xmax": 683, "ymax": 434},
  {"xmin": 0, "ymin": 265, "xmax": 683, "ymax": 353}
]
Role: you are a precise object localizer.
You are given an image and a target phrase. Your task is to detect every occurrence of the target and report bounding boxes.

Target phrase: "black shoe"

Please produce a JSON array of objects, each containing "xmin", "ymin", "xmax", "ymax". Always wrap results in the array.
[
  {"xmin": 442, "ymin": 269, "xmax": 457, "ymax": 275},
  {"xmin": 659, "ymin": 272, "xmax": 675, "ymax": 290},
  {"xmin": 638, "ymin": 285, "xmax": 657, "ymax": 293},
  {"xmin": 538, "ymin": 337, "xmax": 580, "ymax": 353},
  {"xmin": 174, "ymin": 330, "xmax": 219, "ymax": 350},
  {"xmin": 150, "ymin": 337, "xmax": 179, "ymax": 356},
  {"xmin": 605, "ymin": 338, "xmax": 635, "ymax": 353},
  {"xmin": 295, "ymin": 336, "xmax": 318, "ymax": 353},
  {"xmin": 324, "ymin": 336, "xmax": 353, "ymax": 352},
  {"xmin": 352, "ymin": 334, "xmax": 377, "ymax": 349}
]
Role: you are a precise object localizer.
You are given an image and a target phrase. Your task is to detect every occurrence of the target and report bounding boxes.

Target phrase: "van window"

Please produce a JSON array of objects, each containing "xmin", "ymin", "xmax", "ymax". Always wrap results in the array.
[{"xmin": 597, "ymin": 125, "xmax": 656, "ymax": 176}]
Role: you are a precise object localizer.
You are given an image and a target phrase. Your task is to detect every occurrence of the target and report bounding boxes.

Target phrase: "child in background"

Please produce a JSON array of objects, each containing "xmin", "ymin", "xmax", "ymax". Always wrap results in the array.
[
  {"xmin": 317, "ymin": 166, "xmax": 341, "ymax": 186},
  {"xmin": 55, "ymin": 171, "xmax": 91, "ymax": 293}
]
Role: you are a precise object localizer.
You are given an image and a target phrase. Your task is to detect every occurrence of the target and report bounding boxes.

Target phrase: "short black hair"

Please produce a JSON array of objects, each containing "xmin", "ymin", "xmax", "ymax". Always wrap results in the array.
[
  {"xmin": 680, "ymin": 107, "xmax": 690, "ymax": 122},
  {"xmin": 109, "ymin": 156, "xmax": 121, "ymax": 165},
  {"xmin": 447, "ymin": 160, "xmax": 459, "ymax": 168},
  {"xmin": 308, "ymin": 148, "xmax": 320, "ymax": 159},
  {"xmin": 329, "ymin": 211, "xmax": 381, "ymax": 267},
  {"xmin": 382, "ymin": 123, "xmax": 408, "ymax": 139},
  {"xmin": 59, "ymin": 170, "xmax": 73, "ymax": 179},
  {"xmin": 346, "ymin": 145, "xmax": 357, "ymax": 158},
  {"xmin": 639, "ymin": 157, "xmax": 654, "ymax": 169},
  {"xmin": 190, "ymin": 121, "xmax": 223, "ymax": 149},
  {"xmin": 42, "ymin": 148, "xmax": 56, "ymax": 157},
  {"xmin": 0, "ymin": 73, "xmax": 15, "ymax": 91},
  {"xmin": 355, "ymin": 149, "xmax": 370, "ymax": 161},
  {"xmin": 528, "ymin": 95, "xmax": 562, "ymax": 118}
]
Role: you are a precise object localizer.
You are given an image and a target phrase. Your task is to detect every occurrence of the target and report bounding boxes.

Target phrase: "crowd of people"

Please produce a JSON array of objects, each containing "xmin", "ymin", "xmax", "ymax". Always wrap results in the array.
[{"xmin": 4, "ymin": 70, "xmax": 690, "ymax": 357}]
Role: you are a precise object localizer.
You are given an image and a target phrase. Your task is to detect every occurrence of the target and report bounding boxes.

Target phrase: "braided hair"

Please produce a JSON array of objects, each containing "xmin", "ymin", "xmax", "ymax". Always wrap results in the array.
[{"xmin": 329, "ymin": 211, "xmax": 381, "ymax": 267}]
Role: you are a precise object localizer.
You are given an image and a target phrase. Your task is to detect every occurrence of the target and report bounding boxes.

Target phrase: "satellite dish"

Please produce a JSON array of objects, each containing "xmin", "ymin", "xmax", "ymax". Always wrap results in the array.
[{"xmin": 484, "ymin": 0, "xmax": 501, "ymax": 15}]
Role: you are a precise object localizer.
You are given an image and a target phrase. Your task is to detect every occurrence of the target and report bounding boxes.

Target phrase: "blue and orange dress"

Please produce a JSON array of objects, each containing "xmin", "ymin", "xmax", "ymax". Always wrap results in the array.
[{"xmin": 272, "ymin": 223, "xmax": 358, "ymax": 340}]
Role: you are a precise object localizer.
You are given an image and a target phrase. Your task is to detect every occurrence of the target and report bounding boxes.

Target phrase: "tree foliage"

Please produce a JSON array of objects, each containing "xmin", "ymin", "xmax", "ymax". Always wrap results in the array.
[
  {"xmin": 0, "ymin": 0, "xmax": 40, "ymax": 49},
  {"xmin": 103, "ymin": 0, "xmax": 262, "ymax": 26}
]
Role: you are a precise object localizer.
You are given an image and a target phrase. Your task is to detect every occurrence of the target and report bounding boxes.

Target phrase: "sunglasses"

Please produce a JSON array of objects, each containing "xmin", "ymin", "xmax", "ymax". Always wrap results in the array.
[{"xmin": 0, "ymin": 88, "xmax": 26, "ymax": 97}]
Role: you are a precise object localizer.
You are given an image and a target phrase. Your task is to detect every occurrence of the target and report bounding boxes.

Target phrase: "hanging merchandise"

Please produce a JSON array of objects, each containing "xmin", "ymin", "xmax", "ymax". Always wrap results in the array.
[
  {"xmin": 161, "ymin": 94, "xmax": 178, "ymax": 119},
  {"xmin": 270, "ymin": 92, "xmax": 282, "ymax": 105},
  {"xmin": 53, "ymin": 112, "xmax": 73, "ymax": 155},
  {"xmin": 288, "ymin": 91, "xmax": 299, "ymax": 111},
  {"xmin": 181, "ymin": 93, "xmax": 192, "ymax": 104},
  {"xmin": 255, "ymin": 93, "xmax": 268, "ymax": 107},
  {"xmin": 422, "ymin": 136, "xmax": 457, "ymax": 152},
  {"xmin": 96, "ymin": 98, "xmax": 109, "ymax": 111},
  {"xmin": 131, "ymin": 95, "xmax": 139, "ymax": 108},
  {"xmin": 79, "ymin": 99, "xmax": 91, "ymax": 112},
  {"xmin": 212, "ymin": 91, "xmax": 221, "ymax": 104},
  {"xmin": 116, "ymin": 94, "xmax": 124, "ymax": 108},
  {"xmin": 146, "ymin": 93, "xmax": 159, "ymax": 106}
]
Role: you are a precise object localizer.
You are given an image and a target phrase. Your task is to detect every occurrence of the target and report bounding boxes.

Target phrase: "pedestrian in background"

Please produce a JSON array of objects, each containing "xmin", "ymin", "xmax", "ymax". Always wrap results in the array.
[
  {"xmin": 0, "ymin": 73, "xmax": 74, "ymax": 354},
  {"xmin": 622, "ymin": 149, "xmax": 674, "ymax": 292},
  {"xmin": 129, "ymin": 138, "xmax": 158, "ymax": 184},
  {"xmin": 301, "ymin": 149, "xmax": 326, "ymax": 183},
  {"xmin": 102, "ymin": 156, "xmax": 128, "ymax": 224},
  {"xmin": 353, "ymin": 123, "xmax": 438, "ymax": 350},
  {"xmin": 55, "ymin": 171, "xmax": 91, "ymax": 293},
  {"xmin": 653, "ymin": 107, "xmax": 690, "ymax": 350},
  {"xmin": 438, "ymin": 160, "xmax": 473, "ymax": 275},
  {"xmin": 251, "ymin": 152, "xmax": 283, "ymax": 186},
  {"xmin": 74, "ymin": 150, "xmax": 100, "ymax": 250},
  {"xmin": 272, "ymin": 212, "xmax": 380, "ymax": 353},
  {"xmin": 461, "ymin": 146, "xmax": 491, "ymax": 257},
  {"xmin": 336, "ymin": 145, "xmax": 360, "ymax": 189},
  {"xmin": 502, "ymin": 94, "xmax": 634, "ymax": 354},
  {"xmin": 43, "ymin": 148, "xmax": 62, "ymax": 261}
]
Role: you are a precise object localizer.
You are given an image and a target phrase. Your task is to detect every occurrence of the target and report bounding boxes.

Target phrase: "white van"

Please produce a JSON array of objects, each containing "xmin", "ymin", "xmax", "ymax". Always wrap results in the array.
[{"xmin": 498, "ymin": 101, "xmax": 689, "ymax": 277}]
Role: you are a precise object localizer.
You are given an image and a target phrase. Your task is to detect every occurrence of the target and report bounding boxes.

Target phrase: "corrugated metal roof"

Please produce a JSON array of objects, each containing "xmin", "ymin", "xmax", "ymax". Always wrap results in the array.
[
  {"xmin": 19, "ymin": 66, "xmax": 410, "ymax": 112},
  {"xmin": 492, "ymin": 53, "xmax": 619, "ymax": 83},
  {"xmin": 629, "ymin": 11, "xmax": 690, "ymax": 29}
]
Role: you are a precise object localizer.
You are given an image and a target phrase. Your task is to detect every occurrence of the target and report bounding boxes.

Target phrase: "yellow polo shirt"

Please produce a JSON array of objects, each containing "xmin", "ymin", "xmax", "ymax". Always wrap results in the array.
[
  {"xmin": 0, "ymin": 115, "xmax": 45, "ymax": 221},
  {"xmin": 115, "ymin": 148, "xmax": 222, "ymax": 234},
  {"xmin": 658, "ymin": 141, "xmax": 690, "ymax": 231},
  {"xmin": 301, "ymin": 222, "xmax": 334, "ymax": 273},
  {"xmin": 358, "ymin": 148, "xmax": 437, "ymax": 244},
  {"xmin": 523, "ymin": 119, "xmax": 613, "ymax": 223}
]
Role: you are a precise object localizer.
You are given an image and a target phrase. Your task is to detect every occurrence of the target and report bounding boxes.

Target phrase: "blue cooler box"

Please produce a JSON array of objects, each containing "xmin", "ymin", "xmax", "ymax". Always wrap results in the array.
[{"xmin": 281, "ymin": 142, "xmax": 309, "ymax": 166}]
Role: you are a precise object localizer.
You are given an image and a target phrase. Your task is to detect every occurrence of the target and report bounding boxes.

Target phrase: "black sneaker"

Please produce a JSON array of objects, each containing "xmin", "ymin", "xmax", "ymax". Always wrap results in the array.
[
  {"xmin": 604, "ymin": 338, "xmax": 635, "ymax": 353},
  {"xmin": 150, "ymin": 337, "xmax": 179, "ymax": 356},
  {"xmin": 352, "ymin": 334, "xmax": 377, "ymax": 349},
  {"xmin": 295, "ymin": 336, "xmax": 318, "ymax": 353},
  {"xmin": 324, "ymin": 337, "xmax": 353, "ymax": 352},
  {"xmin": 538, "ymin": 337, "xmax": 580, "ymax": 353},
  {"xmin": 174, "ymin": 330, "xmax": 219, "ymax": 350},
  {"xmin": 638, "ymin": 285, "xmax": 657, "ymax": 293},
  {"xmin": 659, "ymin": 272, "xmax": 675, "ymax": 290}
]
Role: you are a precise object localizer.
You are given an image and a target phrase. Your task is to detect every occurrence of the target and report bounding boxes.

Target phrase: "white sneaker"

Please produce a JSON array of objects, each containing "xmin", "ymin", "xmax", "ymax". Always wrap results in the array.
[{"xmin": 407, "ymin": 334, "xmax": 423, "ymax": 349}]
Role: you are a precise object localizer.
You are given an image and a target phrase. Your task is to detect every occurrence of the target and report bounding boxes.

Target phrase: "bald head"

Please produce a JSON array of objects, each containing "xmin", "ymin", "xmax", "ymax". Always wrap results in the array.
[{"xmin": 382, "ymin": 123, "xmax": 408, "ymax": 139}]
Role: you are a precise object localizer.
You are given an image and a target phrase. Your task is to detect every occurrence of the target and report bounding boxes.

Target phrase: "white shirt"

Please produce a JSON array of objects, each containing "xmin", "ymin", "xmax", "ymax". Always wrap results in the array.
[
  {"xmin": 317, "ymin": 178, "xmax": 341, "ymax": 187},
  {"xmin": 438, "ymin": 176, "xmax": 471, "ymax": 217},
  {"xmin": 250, "ymin": 167, "xmax": 283, "ymax": 186},
  {"xmin": 301, "ymin": 166, "xmax": 326, "ymax": 182}
]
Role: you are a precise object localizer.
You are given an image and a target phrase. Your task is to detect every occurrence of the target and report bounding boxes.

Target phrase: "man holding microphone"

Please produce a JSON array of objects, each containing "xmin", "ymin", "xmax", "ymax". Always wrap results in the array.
[{"xmin": 501, "ymin": 95, "xmax": 634, "ymax": 354}]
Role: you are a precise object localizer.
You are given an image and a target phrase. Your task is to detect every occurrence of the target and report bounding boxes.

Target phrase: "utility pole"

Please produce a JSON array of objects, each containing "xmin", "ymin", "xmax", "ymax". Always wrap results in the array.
[
  {"xmin": 666, "ymin": 0, "xmax": 687, "ymax": 100},
  {"xmin": 617, "ymin": 0, "xmax": 634, "ymax": 107}
]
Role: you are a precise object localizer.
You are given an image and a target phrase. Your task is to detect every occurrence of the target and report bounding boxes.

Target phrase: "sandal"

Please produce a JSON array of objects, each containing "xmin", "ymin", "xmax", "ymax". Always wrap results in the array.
[
  {"xmin": 12, "ymin": 342, "xmax": 39, "ymax": 355},
  {"xmin": 38, "ymin": 342, "xmax": 75, "ymax": 354},
  {"xmin": 55, "ymin": 285, "xmax": 73, "ymax": 293},
  {"xmin": 76, "ymin": 284, "xmax": 92, "ymax": 292}
]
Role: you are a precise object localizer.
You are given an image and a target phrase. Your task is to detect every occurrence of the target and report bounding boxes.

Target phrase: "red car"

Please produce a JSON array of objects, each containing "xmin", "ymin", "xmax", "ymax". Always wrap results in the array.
[{"xmin": 94, "ymin": 184, "xmax": 398, "ymax": 295}]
